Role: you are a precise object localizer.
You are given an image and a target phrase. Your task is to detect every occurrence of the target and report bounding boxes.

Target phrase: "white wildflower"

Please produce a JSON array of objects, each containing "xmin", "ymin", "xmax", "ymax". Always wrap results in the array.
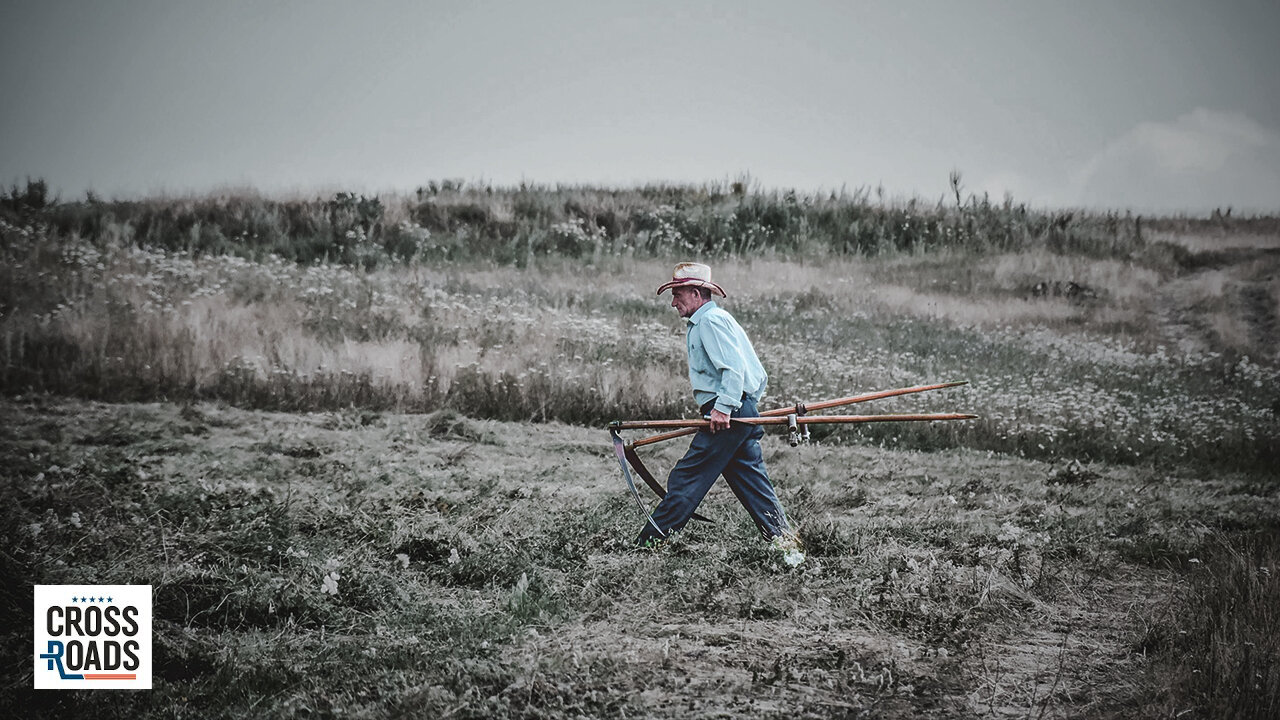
[
  {"xmin": 770, "ymin": 535, "xmax": 806, "ymax": 567},
  {"xmin": 321, "ymin": 571, "xmax": 340, "ymax": 595}
]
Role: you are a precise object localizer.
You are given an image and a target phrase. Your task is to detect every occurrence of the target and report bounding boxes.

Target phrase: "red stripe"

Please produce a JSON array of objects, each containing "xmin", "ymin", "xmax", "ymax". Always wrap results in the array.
[{"xmin": 84, "ymin": 674, "xmax": 137, "ymax": 680}]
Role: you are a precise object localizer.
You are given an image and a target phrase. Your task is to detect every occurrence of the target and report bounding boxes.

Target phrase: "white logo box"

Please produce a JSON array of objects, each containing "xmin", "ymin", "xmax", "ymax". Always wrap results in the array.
[{"xmin": 33, "ymin": 585, "xmax": 152, "ymax": 690}]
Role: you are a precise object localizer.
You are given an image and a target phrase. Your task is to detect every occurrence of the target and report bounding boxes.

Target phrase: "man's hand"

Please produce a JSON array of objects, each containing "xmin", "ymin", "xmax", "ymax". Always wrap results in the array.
[{"xmin": 708, "ymin": 409, "xmax": 731, "ymax": 433}]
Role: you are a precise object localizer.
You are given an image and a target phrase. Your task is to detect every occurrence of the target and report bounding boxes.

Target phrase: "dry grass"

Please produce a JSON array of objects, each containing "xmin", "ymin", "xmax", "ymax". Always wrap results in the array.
[
  {"xmin": 1149, "ymin": 230, "xmax": 1280, "ymax": 252},
  {"xmin": 2, "ymin": 184, "xmax": 1279, "ymax": 717},
  {"xmin": 3, "ymin": 219, "xmax": 1277, "ymax": 468},
  {"xmin": 870, "ymin": 284, "xmax": 1083, "ymax": 325},
  {"xmin": 3, "ymin": 397, "xmax": 1275, "ymax": 718}
]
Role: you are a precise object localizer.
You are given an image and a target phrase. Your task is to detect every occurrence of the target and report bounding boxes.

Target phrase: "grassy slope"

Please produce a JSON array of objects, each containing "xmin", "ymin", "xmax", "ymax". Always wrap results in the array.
[
  {"xmin": 4, "ymin": 242, "xmax": 1277, "ymax": 471},
  {"xmin": 3, "ymin": 397, "xmax": 1275, "ymax": 718},
  {"xmin": 2, "ymin": 184, "xmax": 1278, "ymax": 717}
]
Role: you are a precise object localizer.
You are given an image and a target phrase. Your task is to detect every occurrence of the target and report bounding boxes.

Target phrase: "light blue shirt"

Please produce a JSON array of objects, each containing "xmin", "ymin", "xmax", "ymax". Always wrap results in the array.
[{"xmin": 686, "ymin": 301, "xmax": 768, "ymax": 415}]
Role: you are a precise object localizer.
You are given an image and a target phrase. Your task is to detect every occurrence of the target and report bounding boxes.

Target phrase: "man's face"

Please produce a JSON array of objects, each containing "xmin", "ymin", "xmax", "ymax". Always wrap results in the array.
[{"xmin": 670, "ymin": 286, "xmax": 705, "ymax": 318}]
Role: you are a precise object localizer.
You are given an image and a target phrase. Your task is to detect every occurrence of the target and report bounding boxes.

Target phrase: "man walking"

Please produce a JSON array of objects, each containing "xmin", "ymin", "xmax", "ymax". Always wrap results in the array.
[{"xmin": 639, "ymin": 262, "xmax": 803, "ymax": 564}]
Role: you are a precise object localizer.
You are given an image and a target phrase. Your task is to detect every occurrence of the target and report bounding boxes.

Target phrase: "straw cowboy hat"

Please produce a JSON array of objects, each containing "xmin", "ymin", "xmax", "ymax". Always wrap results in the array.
[{"xmin": 655, "ymin": 262, "xmax": 727, "ymax": 298}]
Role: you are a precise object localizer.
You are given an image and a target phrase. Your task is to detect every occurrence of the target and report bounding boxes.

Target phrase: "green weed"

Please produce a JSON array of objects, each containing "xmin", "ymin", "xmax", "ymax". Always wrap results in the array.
[{"xmin": 1134, "ymin": 532, "xmax": 1280, "ymax": 719}]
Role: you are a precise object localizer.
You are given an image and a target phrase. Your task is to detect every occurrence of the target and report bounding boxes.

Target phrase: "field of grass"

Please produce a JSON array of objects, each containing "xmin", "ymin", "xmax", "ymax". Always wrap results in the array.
[{"xmin": 2, "ymin": 181, "xmax": 1278, "ymax": 717}]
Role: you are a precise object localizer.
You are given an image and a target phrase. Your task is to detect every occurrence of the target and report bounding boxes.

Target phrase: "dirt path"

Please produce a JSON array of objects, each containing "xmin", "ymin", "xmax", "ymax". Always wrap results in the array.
[{"xmin": 1147, "ymin": 240, "xmax": 1280, "ymax": 360}]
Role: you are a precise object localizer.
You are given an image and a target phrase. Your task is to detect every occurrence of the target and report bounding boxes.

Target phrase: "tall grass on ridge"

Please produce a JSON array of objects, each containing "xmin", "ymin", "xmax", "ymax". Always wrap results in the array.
[{"xmin": 17, "ymin": 176, "xmax": 1166, "ymax": 267}]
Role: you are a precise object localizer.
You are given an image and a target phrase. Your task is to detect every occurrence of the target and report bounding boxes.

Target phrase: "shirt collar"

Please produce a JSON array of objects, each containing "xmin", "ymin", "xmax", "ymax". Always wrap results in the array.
[{"xmin": 687, "ymin": 300, "xmax": 717, "ymax": 325}]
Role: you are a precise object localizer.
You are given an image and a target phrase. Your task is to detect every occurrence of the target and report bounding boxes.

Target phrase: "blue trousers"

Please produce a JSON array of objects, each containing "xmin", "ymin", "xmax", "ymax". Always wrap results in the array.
[{"xmin": 636, "ymin": 395, "xmax": 791, "ymax": 545}]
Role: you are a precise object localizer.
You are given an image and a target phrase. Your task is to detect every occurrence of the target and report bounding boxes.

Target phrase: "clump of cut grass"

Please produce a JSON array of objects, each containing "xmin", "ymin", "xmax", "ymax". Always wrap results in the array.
[
  {"xmin": 423, "ymin": 407, "xmax": 496, "ymax": 443},
  {"xmin": 1048, "ymin": 459, "xmax": 1100, "ymax": 486}
]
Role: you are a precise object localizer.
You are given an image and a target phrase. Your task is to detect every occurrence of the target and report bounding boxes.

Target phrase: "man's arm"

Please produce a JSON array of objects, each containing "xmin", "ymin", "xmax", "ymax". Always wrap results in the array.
[{"xmin": 698, "ymin": 315, "xmax": 747, "ymax": 420}]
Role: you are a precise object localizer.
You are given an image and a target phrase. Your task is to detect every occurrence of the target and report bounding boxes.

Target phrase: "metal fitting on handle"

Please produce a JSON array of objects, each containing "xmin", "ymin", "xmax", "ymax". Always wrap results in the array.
[
  {"xmin": 794, "ymin": 402, "xmax": 809, "ymax": 445},
  {"xmin": 787, "ymin": 413, "xmax": 799, "ymax": 447}
]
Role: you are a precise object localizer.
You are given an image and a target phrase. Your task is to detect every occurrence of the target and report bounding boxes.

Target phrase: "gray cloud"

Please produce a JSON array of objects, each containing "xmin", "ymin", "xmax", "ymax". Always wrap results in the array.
[{"xmin": 1069, "ymin": 108, "xmax": 1280, "ymax": 214}]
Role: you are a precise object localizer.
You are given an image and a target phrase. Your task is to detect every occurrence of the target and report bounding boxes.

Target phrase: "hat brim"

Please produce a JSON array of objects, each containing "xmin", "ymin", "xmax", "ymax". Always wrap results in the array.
[{"xmin": 656, "ymin": 278, "xmax": 726, "ymax": 297}]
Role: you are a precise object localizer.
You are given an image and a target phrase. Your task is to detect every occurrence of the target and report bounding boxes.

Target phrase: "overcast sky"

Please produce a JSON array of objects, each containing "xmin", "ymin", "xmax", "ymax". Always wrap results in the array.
[{"xmin": 3, "ymin": 1, "xmax": 1278, "ymax": 213}]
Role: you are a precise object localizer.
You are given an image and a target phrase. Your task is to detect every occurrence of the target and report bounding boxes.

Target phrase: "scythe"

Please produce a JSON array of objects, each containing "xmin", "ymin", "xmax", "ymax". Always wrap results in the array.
[{"xmin": 608, "ymin": 381, "xmax": 974, "ymax": 528}]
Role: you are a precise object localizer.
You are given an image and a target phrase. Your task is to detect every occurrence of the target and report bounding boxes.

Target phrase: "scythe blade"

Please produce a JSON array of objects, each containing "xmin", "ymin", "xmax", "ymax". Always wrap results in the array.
[{"xmin": 611, "ymin": 428, "xmax": 665, "ymax": 536}]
